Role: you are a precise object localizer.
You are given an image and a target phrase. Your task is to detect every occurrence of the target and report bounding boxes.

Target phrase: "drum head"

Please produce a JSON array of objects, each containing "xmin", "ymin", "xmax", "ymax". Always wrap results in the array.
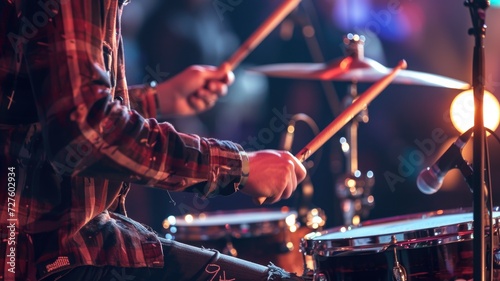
[{"xmin": 303, "ymin": 208, "xmax": 500, "ymax": 257}]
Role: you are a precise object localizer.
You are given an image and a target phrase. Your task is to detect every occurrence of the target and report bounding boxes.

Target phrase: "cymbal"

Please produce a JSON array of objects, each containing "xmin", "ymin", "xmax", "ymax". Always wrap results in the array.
[{"xmin": 248, "ymin": 56, "xmax": 470, "ymax": 90}]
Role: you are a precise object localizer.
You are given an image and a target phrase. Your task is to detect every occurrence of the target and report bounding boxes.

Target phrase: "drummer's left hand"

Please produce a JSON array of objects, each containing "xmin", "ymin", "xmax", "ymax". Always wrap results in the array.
[{"xmin": 155, "ymin": 65, "xmax": 234, "ymax": 117}]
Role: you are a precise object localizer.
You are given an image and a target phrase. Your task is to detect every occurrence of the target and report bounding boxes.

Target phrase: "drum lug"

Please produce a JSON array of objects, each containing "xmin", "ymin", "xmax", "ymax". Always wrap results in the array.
[
  {"xmin": 301, "ymin": 266, "xmax": 326, "ymax": 281},
  {"xmin": 300, "ymin": 268, "xmax": 315, "ymax": 281},
  {"xmin": 392, "ymin": 262, "xmax": 407, "ymax": 281},
  {"xmin": 391, "ymin": 241, "xmax": 407, "ymax": 281},
  {"xmin": 315, "ymin": 273, "xmax": 327, "ymax": 281}
]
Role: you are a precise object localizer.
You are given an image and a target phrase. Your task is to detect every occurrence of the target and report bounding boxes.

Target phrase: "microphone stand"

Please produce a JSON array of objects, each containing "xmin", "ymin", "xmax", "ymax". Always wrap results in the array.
[{"xmin": 465, "ymin": 0, "xmax": 490, "ymax": 280}]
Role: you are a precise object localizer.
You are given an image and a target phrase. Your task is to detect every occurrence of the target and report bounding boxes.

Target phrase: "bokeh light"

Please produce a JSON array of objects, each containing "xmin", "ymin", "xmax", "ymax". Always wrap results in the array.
[{"xmin": 450, "ymin": 89, "xmax": 500, "ymax": 133}]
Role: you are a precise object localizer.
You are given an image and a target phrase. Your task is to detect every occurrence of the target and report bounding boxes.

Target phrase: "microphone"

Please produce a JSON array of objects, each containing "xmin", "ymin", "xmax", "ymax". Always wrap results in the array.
[{"xmin": 416, "ymin": 128, "xmax": 473, "ymax": 194}]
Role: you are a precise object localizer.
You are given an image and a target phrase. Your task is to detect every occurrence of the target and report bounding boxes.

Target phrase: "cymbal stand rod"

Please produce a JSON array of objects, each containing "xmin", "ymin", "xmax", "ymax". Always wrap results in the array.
[
  {"xmin": 339, "ymin": 83, "xmax": 362, "ymax": 226},
  {"xmin": 336, "ymin": 36, "xmax": 373, "ymax": 225},
  {"xmin": 346, "ymin": 118, "xmax": 359, "ymax": 174},
  {"xmin": 337, "ymin": 80, "xmax": 376, "ymax": 226},
  {"xmin": 346, "ymin": 83, "xmax": 360, "ymax": 174}
]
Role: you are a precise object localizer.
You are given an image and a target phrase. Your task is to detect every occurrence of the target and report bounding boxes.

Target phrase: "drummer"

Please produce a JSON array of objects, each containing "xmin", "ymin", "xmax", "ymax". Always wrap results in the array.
[{"xmin": 0, "ymin": 1, "xmax": 306, "ymax": 281}]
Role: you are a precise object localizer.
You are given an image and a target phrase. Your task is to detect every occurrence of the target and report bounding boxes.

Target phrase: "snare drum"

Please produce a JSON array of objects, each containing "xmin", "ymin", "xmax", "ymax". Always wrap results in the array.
[
  {"xmin": 163, "ymin": 208, "xmax": 307, "ymax": 274},
  {"xmin": 301, "ymin": 209, "xmax": 500, "ymax": 281}
]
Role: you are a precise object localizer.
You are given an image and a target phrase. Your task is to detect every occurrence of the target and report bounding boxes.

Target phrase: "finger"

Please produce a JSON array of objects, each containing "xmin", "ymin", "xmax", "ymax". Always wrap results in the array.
[
  {"xmin": 195, "ymin": 88, "xmax": 216, "ymax": 99},
  {"xmin": 286, "ymin": 151, "xmax": 307, "ymax": 183},
  {"xmin": 281, "ymin": 180, "xmax": 294, "ymax": 200},
  {"xmin": 295, "ymin": 163, "xmax": 307, "ymax": 183},
  {"xmin": 218, "ymin": 63, "xmax": 235, "ymax": 85},
  {"xmin": 188, "ymin": 95, "xmax": 208, "ymax": 112},
  {"xmin": 197, "ymin": 89, "xmax": 219, "ymax": 105},
  {"xmin": 201, "ymin": 65, "xmax": 235, "ymax": 86},
  {"xmin": 267, "ymin": 183, "xmax": 288, "ymax": 204},
  {"xmin": 278, "ymin": 162, "xmax": 295, "ymax": 200},
  {"xmin": 224, "ymin": 70, "xmax": 235, "ymax": 85},
  {"xmin": 206, "ymin": 81, "xmax": 228, "ymax": 96},
  {"xmin": 288, "ymin": 163, "xmax": 298, "ymax": 198},
  {"xmin": 269, "ymin": 193, "xmax": 280, "ymax": 204},
  {"xmin": 264, "ymin": 196, "xmax": 278, "ymax": 205}
]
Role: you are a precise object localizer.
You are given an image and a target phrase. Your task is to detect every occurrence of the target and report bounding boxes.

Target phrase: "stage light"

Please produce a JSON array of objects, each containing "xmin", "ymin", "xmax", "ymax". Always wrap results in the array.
[
  {"xmin": 450, "ymin": 89, "xmax": 500, "ymax": 134},
  {"xmin": 491, "ymin": 0, "xmax": 500, "ymax": 7}
]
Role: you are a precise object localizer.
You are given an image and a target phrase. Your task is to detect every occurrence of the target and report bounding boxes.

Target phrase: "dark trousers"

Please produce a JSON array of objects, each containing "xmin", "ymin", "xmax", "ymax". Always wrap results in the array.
[{"xmin": 42, "ymin": 238, "xmax": 303, "ymax": 281}]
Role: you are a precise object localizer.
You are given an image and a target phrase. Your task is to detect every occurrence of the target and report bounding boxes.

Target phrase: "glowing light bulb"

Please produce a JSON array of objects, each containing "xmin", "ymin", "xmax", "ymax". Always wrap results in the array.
[{"xmin": 450, "ymin": 89, "xmax": 500, "ymax": 134}]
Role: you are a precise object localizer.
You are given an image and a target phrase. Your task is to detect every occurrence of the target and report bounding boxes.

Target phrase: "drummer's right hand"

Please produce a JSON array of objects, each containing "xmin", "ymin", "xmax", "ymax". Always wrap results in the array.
[{"xmin": 240, "ymin": 150, "xmax": 307, "ymax": 204}]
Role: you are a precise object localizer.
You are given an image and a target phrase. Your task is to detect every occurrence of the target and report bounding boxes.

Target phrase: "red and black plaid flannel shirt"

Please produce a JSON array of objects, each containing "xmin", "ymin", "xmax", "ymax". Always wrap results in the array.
[{"xmin": 0, "ymin": 0, "xmax": 244, "ymax": 280}]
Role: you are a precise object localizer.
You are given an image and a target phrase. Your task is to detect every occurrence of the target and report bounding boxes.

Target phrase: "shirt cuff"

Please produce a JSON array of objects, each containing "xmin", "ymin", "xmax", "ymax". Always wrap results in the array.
[
  {"xmin": 204, "ymin": 140, "xmax": 247, "ymax": 197},
  {"xmin": 128, "ymin": 81, "xmax": 158, "ymax": 119},
  {"xmin": 235, "ymin": 144, "xmax": 249, "ymax": 190}
]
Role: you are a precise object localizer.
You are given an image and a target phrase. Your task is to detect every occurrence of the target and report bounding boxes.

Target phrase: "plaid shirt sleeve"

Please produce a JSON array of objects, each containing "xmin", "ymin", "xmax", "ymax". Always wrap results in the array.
[{"xmin": 22, "ymin": 0, "xmax": 244, "ymax": 198}]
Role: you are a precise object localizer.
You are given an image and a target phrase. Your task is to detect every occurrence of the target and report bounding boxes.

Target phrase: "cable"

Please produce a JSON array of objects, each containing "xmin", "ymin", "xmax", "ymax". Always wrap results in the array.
[
  {"xmin": 485, "ymin": 128, "xmax": 500, "ymax": 145},
  {"xmin": 485, "ymin": 133, "xmax": 493, "ymax": 281},
  {"xmin": 283, "ymin": 113, "xmax": 322, "ymax": 175},
  {"xmin": 483, "ymin": 128, "xmax": 497, "ymax": 281}
]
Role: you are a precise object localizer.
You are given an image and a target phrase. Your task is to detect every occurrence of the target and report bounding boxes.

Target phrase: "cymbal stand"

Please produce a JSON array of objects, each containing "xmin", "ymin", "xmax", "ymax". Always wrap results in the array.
[
  {"xmin": 464, "ymin": 0, "xmax": 491, "ymax": 280},
  {"xmin": 289, "ymin": 3, "xmax": 375, "ymax": 226},
  {"xmin": 335, "ymin": 35, "xmax": 375, "ymax": 226}
]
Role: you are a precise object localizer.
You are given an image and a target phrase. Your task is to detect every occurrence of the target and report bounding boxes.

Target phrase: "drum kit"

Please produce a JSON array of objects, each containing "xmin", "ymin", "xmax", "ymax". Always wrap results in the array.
[
  {"xmin": 162, "ymin": 33, "xmax": 500, "ymax": 280},
  {"xmin": 164, "ymin": 1, "xmax": 499, "ymax": 280}
]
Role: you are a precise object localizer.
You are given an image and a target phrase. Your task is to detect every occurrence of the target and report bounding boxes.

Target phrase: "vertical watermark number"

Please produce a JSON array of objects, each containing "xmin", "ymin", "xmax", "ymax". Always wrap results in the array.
[{"xmin": 6, "ymin": 167, "xmax": 17, "ymax": 274}]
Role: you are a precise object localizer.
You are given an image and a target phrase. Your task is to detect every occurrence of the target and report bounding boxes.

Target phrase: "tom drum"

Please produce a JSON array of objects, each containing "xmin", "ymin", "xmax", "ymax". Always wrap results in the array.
[{"xmin": 164, "ymin": 208, "xmax": 308, "ymax": 274}]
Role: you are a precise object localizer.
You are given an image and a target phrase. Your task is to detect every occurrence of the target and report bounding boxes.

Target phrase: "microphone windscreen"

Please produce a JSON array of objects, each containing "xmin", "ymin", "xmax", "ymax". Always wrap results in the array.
[{"xmin": 417, "ymin": 167, "xmax": 442, "ymax": 195}]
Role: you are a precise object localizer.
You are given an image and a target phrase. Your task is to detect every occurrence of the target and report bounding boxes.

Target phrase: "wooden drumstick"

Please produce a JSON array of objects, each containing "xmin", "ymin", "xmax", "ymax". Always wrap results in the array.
[
  {"xmin": 256, "ymin": 59, "xmax": 408, "ymax": 205},
  {"xmin": 198, "ymin": 1, "xmax": 301, "ymax": 109},
  {"xmin": 295, "ymin": 59, "xmax": 408, "ymax": 162},
  {"xmin": 219, "ymin": 0, "xmax": 302, "ymax": 72},
  {"xmin": 201, "ymin": 1, "xmax": 300, "ymax": 101}
]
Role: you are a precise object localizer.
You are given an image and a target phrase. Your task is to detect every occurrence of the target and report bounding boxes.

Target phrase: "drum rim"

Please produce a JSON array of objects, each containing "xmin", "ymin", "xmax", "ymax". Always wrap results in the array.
[{"xmin": 300, "ymin": 207, "xmax": 500, "ymax": 257}]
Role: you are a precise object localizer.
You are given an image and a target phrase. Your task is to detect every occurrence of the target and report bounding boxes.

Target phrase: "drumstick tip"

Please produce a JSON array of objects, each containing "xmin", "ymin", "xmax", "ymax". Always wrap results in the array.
[
  {"xmin": 255, "ymin": 197, "xmax": 266, "ymax": 205},
  {"xmin": 398, "ymin": 59, "xmax": 408, "ymax": 70}
]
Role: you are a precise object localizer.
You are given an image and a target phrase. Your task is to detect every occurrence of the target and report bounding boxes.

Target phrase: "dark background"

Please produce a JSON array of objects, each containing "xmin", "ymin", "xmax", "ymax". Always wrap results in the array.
[{"xmin": 122, "ymin": 0, "xmax": 500, "ymax": 232}]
